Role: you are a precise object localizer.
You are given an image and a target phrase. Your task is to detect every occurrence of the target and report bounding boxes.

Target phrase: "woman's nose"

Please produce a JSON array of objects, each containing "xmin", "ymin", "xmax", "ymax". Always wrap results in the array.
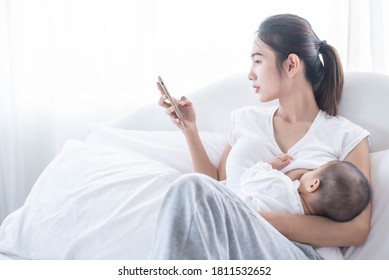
[{"xmin": 248, "ymin": 71, "xmax": 256, "ymax": 81}]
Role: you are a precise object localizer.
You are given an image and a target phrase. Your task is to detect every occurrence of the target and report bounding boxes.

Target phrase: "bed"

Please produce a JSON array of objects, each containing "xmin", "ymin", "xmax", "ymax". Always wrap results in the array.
[{"xmin": 0, "ymin": 71, "xmax": 388, "ymax": 260}]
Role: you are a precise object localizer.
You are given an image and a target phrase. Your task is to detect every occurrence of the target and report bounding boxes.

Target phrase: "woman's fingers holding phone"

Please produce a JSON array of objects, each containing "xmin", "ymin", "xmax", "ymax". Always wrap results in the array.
[
  {"xmin": 178, "ymin": 96, "xmax": 196, "ymax": 123},
  {"xmin": 158, "ymin": 94, "xmax": 169, "ymax": 108},
  {"xmin": 157, "ymin": 83, "xmax": 170, "ymax": 108},
  {"xmin": 178, "ymin": 96, "xmax": 192, "ymax": 106},
  {"xmin": 165, "ymin": 105, "xmax": 182, "ymax": 126},
  {"xmin": 156, "ymin": 81, "xmax": 164, "ymax": 95},
  {"xmin": 165, "ymin": 104, "xmax": 176, "ymax": 116},
  {"xmin": 164, "ymin": 98, "xmax": 181, "ymax": 122}
]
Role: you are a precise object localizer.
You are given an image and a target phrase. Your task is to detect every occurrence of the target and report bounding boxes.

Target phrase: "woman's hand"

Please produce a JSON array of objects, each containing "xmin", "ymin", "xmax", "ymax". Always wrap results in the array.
[
  {"xmin": 156, "ymin": 82, "xmax": 220, "ymax": 179},
  {"xmin": 157, "ymin": 82, "xmax": 196, "ymax": 131}
]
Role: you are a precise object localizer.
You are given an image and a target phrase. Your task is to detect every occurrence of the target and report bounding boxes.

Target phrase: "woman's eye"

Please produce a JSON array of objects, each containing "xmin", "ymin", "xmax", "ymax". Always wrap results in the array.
[{"xmin": 254, "ymin": 60, "xmax": 262, "ymax": 64}]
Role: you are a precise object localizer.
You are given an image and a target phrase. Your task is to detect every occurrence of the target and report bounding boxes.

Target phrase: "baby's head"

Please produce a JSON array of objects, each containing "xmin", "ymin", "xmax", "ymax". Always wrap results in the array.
[{"xmin": 299, "ymin": 160, "xmax": 371, "ymax": 222}]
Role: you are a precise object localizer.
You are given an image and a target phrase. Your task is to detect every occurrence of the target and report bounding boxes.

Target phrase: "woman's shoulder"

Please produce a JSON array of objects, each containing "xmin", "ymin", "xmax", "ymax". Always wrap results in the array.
[
  {"xmin": 319, "ymin": 110, "xmax": 365, "ymax": 131},
  {"xmin": 317, "ymin": 111, "xmax": 370, "ymax": 156}
]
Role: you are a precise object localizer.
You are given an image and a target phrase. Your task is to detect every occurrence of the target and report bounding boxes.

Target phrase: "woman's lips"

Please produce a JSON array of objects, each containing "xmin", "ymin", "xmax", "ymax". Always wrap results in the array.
[{"xmin": 253, "ymin": 86, "xmax": 260, "ymax": 94}]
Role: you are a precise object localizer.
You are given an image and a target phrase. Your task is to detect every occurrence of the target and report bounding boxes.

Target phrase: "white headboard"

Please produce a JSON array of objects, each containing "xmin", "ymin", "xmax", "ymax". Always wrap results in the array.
[
  {"xmin": 106, "ymin": 71, "xmax": 389, "ymax": 153},
  {"xmin": 338, "ymin": 72, "xmax": 389, "ymax": 153}
]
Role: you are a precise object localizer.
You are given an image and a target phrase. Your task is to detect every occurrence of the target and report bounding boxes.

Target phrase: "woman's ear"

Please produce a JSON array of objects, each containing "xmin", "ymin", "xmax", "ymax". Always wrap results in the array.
[
  {"xmin": 306, "ymin": 179, "xmax": 320, "ymax": 193},
  {"xmin": 283, "ymin": 54, "xmax": 300, "ymax": 77}
]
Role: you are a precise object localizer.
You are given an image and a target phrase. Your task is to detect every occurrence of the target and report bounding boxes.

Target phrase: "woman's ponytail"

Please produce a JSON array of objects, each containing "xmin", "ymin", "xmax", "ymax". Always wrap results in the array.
[{"xmin": 313, "ymin": 42, "xmax": 344, "ymax": 116}]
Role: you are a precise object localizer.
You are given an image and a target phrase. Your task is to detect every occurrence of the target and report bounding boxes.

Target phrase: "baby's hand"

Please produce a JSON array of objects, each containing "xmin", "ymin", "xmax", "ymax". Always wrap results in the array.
[{"xmin": 270, "ymin": 154, "xmax": 293, "ymax": 170}]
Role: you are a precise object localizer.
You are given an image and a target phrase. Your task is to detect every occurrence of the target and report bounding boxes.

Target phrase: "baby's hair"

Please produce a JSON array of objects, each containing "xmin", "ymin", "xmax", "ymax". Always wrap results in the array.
[{"xmin": 314, "ymin": 161, "xmax": 371, "ymax": 222}]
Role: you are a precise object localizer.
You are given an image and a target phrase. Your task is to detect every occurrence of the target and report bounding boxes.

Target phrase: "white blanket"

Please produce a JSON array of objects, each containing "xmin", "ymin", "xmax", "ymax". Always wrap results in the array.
[{"xmin": 0, "ymin": 140, "xmax": 180, "ymax": 259}]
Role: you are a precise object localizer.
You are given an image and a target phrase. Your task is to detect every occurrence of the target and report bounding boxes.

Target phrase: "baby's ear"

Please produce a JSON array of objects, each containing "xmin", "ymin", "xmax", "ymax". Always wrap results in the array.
[{"xmin": 306, "ymin": 179, "xmax": 320, "ymax": 193}]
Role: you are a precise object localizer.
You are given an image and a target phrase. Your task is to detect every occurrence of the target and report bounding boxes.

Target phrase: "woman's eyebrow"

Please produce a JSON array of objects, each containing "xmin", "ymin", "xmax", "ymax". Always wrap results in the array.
[{"xmin": 251, "ymin": 52, "xmax": 263, "ymax": 58}]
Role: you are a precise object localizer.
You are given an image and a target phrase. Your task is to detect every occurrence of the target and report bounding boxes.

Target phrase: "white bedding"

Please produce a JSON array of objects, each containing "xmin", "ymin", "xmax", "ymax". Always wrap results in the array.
[
  {"xmin": 0, "ymin": 140, "xmax": 179, "ymax": 259},
  {"xmin": 0, "ymin": 253, "xmax": 16, "ymax": 260},
  {"xmin": 86, "ymin": 124, "xmax": 228, "ymax": 174},
  {"xmin": 0, "ymin": 128, "xmax": 227, "ymax": 259},
  {"xmin": 0, "ymin": 125, "xmax": 388, "ymax": 259}
]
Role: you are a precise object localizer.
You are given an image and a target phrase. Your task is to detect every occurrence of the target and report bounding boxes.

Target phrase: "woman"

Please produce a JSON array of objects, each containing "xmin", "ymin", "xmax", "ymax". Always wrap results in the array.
[{"xmin": 152, "ymin": 14, "xmax": 371, "ymax": 259}]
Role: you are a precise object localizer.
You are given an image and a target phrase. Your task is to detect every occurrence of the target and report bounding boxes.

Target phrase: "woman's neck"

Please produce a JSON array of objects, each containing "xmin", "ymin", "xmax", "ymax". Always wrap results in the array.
[{"xmin": 276, "ymin": 82, "xmax": 320, "ymax": 124}]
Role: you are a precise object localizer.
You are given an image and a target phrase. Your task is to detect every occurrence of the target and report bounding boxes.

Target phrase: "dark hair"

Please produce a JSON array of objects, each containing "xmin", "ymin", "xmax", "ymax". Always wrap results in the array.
[
  {"xmin": 315, "ymin": 161, "xmax": 371, "ymax": 222},
  {"xmin": 256, "ymin": 14, "xmax": 344, "ymax": 116}
]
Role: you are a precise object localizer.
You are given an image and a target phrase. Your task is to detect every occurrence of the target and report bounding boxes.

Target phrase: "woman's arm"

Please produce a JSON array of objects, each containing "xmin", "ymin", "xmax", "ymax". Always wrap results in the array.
[
  {"xmin": 342, "ymin": 136, "xmax": 371, "ymax": 244},
  {"xmin": 184, "ymin": 125, "xmax": 231, "ymax": 180},
  {"xmin": 261, "ymin": 137, "xmax": 371, "ymax": 247},
  {"xmin": 157, "ymin": 85, "xmax": 230, "ymax": 180}
]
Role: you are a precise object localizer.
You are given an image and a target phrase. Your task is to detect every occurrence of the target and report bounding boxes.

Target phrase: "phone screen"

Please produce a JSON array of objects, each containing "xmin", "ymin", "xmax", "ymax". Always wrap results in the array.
[{"xmin": 158, "ymin": 76, "xmax": 187, "ymax": 128}]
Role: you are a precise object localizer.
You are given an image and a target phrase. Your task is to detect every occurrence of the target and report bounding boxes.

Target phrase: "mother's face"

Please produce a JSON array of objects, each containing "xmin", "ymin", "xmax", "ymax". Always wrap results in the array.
[{"xmin": 248, "ymin": 38, "xmax": 283, "ymax": 102}]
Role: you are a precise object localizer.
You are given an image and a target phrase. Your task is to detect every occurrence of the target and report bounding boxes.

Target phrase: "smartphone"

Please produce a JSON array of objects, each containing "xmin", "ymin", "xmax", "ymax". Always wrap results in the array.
[{"xmin": 157, "ymin": 76, "xmax": 187, "ymax": 128}]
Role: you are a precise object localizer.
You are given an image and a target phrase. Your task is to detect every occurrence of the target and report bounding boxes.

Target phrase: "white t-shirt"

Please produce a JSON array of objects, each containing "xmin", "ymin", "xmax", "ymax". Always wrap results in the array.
[
  {"xmin": 239, "ymin": 161, "xmax": 343, "ymax": 260},
  {"xmin": 226, "ymin": 106, "xmax": 369, "ymax": 192},
  {"xmin": 225, "ymin": 105, "xmax": 369, "ymax": 260}
]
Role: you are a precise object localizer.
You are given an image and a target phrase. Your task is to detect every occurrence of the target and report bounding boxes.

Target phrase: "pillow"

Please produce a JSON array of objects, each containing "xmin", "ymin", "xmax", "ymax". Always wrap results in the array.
[
  {"xmin": 344, "ymin": 149, "xmax": 389, "ymax": 259},
  {"xmin": 85, "ymin": 125, "xmax": 228, "ymax": 173},
  {"xmin": 0, "ymin": 140, "xmax": 181, "ymax": 259}
]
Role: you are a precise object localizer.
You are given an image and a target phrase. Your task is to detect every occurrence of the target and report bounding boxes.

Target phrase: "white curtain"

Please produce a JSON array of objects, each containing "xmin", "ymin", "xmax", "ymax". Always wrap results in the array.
[
  {"xmin": 1, "ymin": 0, "xmax": 388, "ymax": 223},
  {"xmin": 347, "ymin": 0, "xmax": 389, "ymax": 73},
  {"xmin": 0, "ymin": 0, "xmax": 26, "ymax": 222}
]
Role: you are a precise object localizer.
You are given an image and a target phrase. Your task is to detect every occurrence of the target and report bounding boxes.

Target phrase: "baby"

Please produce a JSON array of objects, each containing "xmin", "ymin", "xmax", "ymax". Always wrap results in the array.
[
  {"xmin": 240, "ymin": 155, "xmax": 371, "ymax": 222},
  {"xmin": 239, "ymin": 156, "xmax": 371, "ymax": 259}
]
